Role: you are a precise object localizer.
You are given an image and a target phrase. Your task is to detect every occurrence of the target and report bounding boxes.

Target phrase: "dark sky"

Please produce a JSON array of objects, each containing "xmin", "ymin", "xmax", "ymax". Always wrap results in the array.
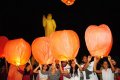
[{"xmin": 0, "ymin": 0, "xmax": 120, "ymax": 58}]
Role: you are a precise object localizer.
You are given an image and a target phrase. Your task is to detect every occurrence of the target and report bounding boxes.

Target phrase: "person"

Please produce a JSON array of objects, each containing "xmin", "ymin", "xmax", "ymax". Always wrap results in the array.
[
  {"xmin": 59, "ymin": 61, "xmax": 71, "ymax": 80},
  {"xmin": 48, "ymin": 63, "xmax": 60, "ymax": 80},
  {"xmin": 18, "ymin": 60, "xmax": 33, "ymax": 80},
  {"xmin": 94, "ymin": 56, "xmax": 115, "ymax": 80},
  {"xmin": 80, "ymin": 55, "xmax": 98, "ymax": 80},
  {"xmin": 33, "ymin": 64, "xmax": 49, "ymax": 80},
  {"xmin": 42, "ymin": 13, "xmax": 56, "ymax": 36},
  {"xmin": 69, "ymin": 59, "xmax": 82, "ymax": 80},
  {"xmin": 111, "ymin": 58, "xmax": 120, "ymax": 80}
]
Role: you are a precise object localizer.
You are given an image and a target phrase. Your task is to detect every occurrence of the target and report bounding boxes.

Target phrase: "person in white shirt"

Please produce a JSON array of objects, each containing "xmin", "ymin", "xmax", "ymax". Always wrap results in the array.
[
  {"xmin": 69, "ymin": 59, "xmax": 82, "ymax": 80},
  {"xmin": 59, "ymin": 61, "xmax": 71, "ymax": 80},
  {"xmin": 80, "ymin": 55, "xmax": 98, "ymax": 80},
  {"xmin": 94, "ymin": 56, "xmax": 115, "ymax": 80},
  {"xmin": 33, "ymin": 64, "xmax": 49, "ymax": 80}
]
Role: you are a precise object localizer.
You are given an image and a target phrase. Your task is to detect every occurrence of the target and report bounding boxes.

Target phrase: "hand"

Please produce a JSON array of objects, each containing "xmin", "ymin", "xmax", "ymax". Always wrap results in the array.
[
  {"xmin": 88, "ymin": 56, "xmax": 92, "ymax": 62},
  {"xmin": 94, "ymin": 56, "xmax": 100, "ymax": 63},
  {"xmin": 108, "ymin": 56, "xmax": 111, "ymax": 61},
  {"xmin": 74, "ymin": 58, "xmax": 78, "ymax": 64},
  {"xmin": 28, "ymin": 60, "xmax": 31, "ymax": 64}
]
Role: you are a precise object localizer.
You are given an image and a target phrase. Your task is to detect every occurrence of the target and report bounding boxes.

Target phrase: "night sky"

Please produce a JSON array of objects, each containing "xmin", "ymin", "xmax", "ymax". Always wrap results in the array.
[{"xmin": 0, "ymin": 0, "xmax": 120, "ymax": 60}]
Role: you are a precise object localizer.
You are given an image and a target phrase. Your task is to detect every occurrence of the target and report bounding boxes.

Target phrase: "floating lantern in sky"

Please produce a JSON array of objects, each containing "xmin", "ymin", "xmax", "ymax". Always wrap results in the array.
[
  {"xmin": 4, "ymin": 38, "xmax": 31, "ymax": 66},
  {"xmin": 61, "ymin": 0, "xmax": 75, "ymax": 6},
  {"xmin": 85, "ymin": 24, "xmax": 113, "ymax": 58},
  {"xmin": 49, "ymin": 30, "xmax": 80, "ymax": 61}
]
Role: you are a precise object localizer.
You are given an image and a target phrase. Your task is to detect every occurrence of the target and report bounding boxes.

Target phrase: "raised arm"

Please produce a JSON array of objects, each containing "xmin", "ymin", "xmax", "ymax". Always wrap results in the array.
[
  {"xmin": 93, "ymin": 57, "xmax": 102, "ymax": 74},
  {"xmin": 83, "ymin": 56, "xmax": 92, "ymax": 70},
  {"xmin": 28, "ymin": 59, "xmax": 33, "ymax": 70},
  {"xmin": 108, "ymin": 56, "xmax": 115, "ymax": 72},
  {"xmin": 59, "ymin": 61, "xmax": 70, "ymax": 78},
  {"xmin": 33, "ymin": 65, "xmax": 40, "ymax": 73},
  {"xmin": 74, "ymin": 58, "xmax": 82, "ymax": 71}
]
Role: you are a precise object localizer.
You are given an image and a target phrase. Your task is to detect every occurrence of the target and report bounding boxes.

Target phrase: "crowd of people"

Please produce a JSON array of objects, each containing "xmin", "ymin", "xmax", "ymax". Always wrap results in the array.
[{"xmin": 0, "ymin": 55, "xmax": 120, "ymax": 80}]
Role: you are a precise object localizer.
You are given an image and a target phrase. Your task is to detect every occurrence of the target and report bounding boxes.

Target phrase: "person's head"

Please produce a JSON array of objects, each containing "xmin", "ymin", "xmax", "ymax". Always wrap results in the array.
[
  {"xmin": 102, "ymin": 61, "xmax": 109, "ymax": 69},
  {"xmin": 61, "ymin": 61, "xmax": 68, "ymax": 67},
  {"xmin": 70, "ymin": 60, "xmax": 76, "ymax": 68},
  {"xmin": 25, "ymin": 63, "xmax": 31, "ymax": 71},
  {"xmin": 47, "ymin": 13, "xmax": 52, "ymax": 19},
  {"xmin": 51, "ymin": 64, "xmax": 56, "ymax": 70},
  {"xmin": 70, "ymin": 60, "xmax": 78, "ymax": 76},
  {"xmin": 42, "ymin": 64, "xmax": 49, "ymax": 71},
  {"xmin": 82, "ymin": 55, "xmax": 88, "ymax": 63}
]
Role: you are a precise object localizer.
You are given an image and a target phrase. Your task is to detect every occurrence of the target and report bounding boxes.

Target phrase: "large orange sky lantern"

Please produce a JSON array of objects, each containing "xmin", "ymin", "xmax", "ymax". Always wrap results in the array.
[
  {"xmin": 32, "ymin": 37, "xmax": 54, "ymax": 64},
  {"xmin": 4, "ymin": 38, "xmax": 31, "ymax": 66},
  {"xmin": 0, "ymin": 36, "xmax": 8, "ymax": 58},
  {"xmin": 49, "ymin": 30, "xmax": 80, "ymax": 61},
  {"xmin": 85, "ymin": 24, "xmax": 113, "ymax": 57}
]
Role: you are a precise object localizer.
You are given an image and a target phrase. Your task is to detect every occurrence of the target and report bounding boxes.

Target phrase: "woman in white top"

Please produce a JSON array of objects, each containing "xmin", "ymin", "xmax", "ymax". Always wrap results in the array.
[
  {"xmin": 94, "ymin": 56, "xmax": 115, "ymax": 80},
  {"xmin": 69, "ymin": 59, "xmax": 82, "ymax": 80},
  {"xmin": 33, "ymin": 64, "xmax": 49, "ymax": 80}
]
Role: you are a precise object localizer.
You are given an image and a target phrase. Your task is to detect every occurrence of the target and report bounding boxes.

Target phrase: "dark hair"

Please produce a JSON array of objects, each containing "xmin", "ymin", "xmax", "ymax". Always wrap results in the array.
[
  {"xmin": 69, "ymin": 60, "xmax": 79, "ymax": 77},
  {"xmin": 24, "ymin": 63, "xmax": 30, "ymax": 75},
  {"xmin": 102, "ymin": 60, "xmax": 110, "ymax": 68},
  {"xmin": 42, "ymin": 64, "xmax": 49, "ymax": 71}
]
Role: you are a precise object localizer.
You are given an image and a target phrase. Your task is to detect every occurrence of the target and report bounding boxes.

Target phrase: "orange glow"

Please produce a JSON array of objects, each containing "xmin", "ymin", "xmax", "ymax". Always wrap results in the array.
[
  {"xmin": 85, "ymin": 24, "xmax": 113, "ymax": 57},
  {"xmin": 0, "ymin": 36, "xmax": 8, "ymax": 58},
  {"xmin": 4, "ymin": 38, "xmax": 31, "ymax": 66},
  {"xmin": 32, "ymin": 37, "xmax": 54, "ymax": 64},
  {"xmin": 49, "ymin": 30, "xmax": 80, "ymax": 61},
  {"xmin": 61, "ymin": 0, "xmax": 75, "ymax": 6}
]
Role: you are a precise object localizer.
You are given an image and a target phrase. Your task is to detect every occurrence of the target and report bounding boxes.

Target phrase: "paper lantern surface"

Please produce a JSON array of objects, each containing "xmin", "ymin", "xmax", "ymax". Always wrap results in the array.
[
  {"xmin": 0, "ymin": 36, "xmax": 8, "ymax": 58},
  {"xmin": 49, "ymin": 30, "xmax": 80, "ymax": 61},
  {"xmin": 7, "ymin": 64, "xmax": 25, "ymax": 80},
  {"xmin": 32, "ymin": 37, "xmax": 54, "ymax": 64},
  {"xmin": 85, "ymin": 24, "xmax": 112, "ymax": 57},
  {"xmin": 61, "ymin": 0, "xmax": 75, "ymax": 6},
  {"xmin": 4, "ymin": 38, "xmax": 31, "ymax": 66}
]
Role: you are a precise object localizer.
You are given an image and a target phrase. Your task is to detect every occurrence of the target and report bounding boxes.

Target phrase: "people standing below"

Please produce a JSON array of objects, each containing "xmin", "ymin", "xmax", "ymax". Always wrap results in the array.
[
  {"xmin": 48, "ymin": 63, "xmax": 60, "ymax": 80},
  {"xmin": 59, "ymin": 61, "xmax": 71, "ymax": 80},
  {"xmin": 94, "ymin": 56, "xmax": 115, "ymax": 80},
  {"xmin": 18, "ymin": 60, "xmax": 33, "ymax": 80},
  {"xmin": 33, "ymin": 64, "xmax": 49, "ymax": 80},
  {"xmin": 69, "ymin": 59, "xmax": 82, "ymax": 80},
  {"xmin": 80, "ymin": 55, "xmax": 98, "ymax": 80},
  {"xmin": 111, "ymin": 58, "xmax": 120, "ymax": 80}
]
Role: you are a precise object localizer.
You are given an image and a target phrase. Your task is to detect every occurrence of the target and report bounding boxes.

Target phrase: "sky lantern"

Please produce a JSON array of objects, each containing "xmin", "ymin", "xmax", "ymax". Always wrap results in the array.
[
  {"xmin": 32, "ymin": 37, "xmax": 54, "ymax": 64},
  {"xmin": 85, "ymin": 24, "xmax": 113, "ymax": 57},
  {"xmin": 49, "ymin": 30, "xmax": 80, "ymax": 61},
  {"xmin": 0, "ymin": 36, "xmax": 8, "ymax": 58},
  {"xmin": 4, "ymin": 38, "xmax": 31, "ymax": 66},
  {"xmin": 61, "ymin": 0, "xmax": 75, "ymax": 6}
]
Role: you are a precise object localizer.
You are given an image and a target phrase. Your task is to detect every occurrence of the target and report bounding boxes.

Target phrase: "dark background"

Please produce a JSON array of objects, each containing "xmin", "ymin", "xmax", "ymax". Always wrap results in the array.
[{"xmin": 0, "ymin": 0, "xmax": 120, "ymax": 64}]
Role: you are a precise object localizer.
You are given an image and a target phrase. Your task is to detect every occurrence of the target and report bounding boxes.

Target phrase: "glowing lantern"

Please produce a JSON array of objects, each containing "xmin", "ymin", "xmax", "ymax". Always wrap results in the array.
[
  {"xmin": 32, "ymin": 37, "xmax": 54, "ymax": 64},
  {"xmin": 4, "ymin": 38, "xmax": 31, "ymax": 66},
  {"xmin": 61, "ymin": 0, "xmax": 75, "ymax": 6},
  {"xmin": 49, "ymin": 30, "xmax": 80, "ymax": 61},
  {"xmin": 0, "ymin": 36, "xmax": 8, "ymax": 58},
  {"xmin": 85, "ymin": 24, "xmax": 113, "ymax": 57}
]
